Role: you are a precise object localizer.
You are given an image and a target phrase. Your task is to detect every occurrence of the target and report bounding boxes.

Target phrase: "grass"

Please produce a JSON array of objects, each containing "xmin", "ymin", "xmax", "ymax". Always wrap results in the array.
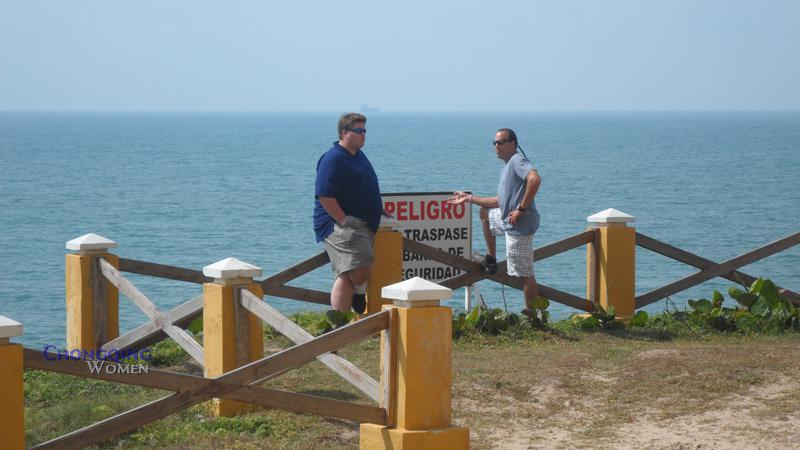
[{"xmin": 23, "ymin": 314, "xmax": 800, "ymax": 449}]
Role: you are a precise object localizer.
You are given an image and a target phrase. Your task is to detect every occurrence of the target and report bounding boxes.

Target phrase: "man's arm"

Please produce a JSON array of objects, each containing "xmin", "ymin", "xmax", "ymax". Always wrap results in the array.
[
  {"xmin": 448, "ymin": 191, "xmax": 499, "ymax": 208},
  {"xmin": 508, "ymin": 169, "xmax": 541, "ymax": 226},
  {"xmin": 318, "ymin": 196, "xmax": 347, "ymax": 225}
]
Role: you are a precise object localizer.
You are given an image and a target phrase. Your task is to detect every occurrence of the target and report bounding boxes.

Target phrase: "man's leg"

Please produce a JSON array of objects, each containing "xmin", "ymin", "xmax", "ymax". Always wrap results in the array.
[
  {"xmin": 523, "ymin": 273, "xmax": 539, "ymax": 310},
  {"xmin": 506, "ymin": 232, "xmax": 537, "ymax": 309},
  {"xmin": 330, "ymin": 264, "xmax": 374, "ymax": 312},
  {"xmin": 479, "ymin": 207, "xmax": 497, "ymax": 257}
]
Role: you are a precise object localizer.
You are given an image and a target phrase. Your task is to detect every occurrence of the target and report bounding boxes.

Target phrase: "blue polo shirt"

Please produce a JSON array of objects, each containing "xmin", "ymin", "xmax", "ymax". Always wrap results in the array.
[{"xmin": 313, "ymin": 142, "xmax": 383, "ymax": 243}]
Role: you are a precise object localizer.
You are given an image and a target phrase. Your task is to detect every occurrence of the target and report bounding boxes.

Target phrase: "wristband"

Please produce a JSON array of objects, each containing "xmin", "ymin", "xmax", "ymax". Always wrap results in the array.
[
  {"xmin": 467, "ymin": 194, "xmax": 473, "ymax": 203},
  {"xmin": 517, "ymin": 205, "xmax": 527, "ymax": 211}
]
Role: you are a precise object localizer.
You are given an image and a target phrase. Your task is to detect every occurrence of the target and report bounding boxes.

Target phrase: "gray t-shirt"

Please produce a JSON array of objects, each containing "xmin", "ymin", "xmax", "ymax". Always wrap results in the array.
[{"xmin": 497, "ymin": 153, "xmax": 540, "ymax": 235}]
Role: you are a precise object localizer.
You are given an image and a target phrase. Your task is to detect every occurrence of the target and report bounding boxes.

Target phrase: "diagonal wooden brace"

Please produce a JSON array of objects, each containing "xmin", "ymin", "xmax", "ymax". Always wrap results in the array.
[
  {"xmin": 636, "ymin": 232, "xmax": 800, "ymax": 308},
  {"xmin": 402, "ymin": 235, "xmax": 595, "ymax": 311},
  {"xmin": 99, "ymin": 259, "xmax": 204, "ymax": 365},
  {"xmin": 239, "ymin": 289, "xmax": 380, "ymax": 402},
  {"xmin": 28, "ymin": 309, "xmax": 391, "ymax": 450},
  {"xmin": 636, "ymin": 232, "xmax": 800, "ymax": 306}
]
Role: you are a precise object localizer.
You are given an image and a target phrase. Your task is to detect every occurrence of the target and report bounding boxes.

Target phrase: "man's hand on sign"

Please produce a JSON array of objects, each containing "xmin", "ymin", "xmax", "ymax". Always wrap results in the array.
[{"xmin": 448, "ymin": 191, "xmax": 471, "ymax": 205}]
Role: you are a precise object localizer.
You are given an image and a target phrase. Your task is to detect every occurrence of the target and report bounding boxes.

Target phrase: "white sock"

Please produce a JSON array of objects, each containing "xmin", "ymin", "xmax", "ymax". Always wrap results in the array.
[{"xmin": 354, "ymin": 283, "xmax": 367, "ymax": 295}]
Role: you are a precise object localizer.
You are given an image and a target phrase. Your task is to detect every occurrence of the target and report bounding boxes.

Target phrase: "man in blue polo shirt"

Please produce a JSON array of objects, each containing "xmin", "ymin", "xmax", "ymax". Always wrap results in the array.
[{"xmin": 314, "ymin": 113, "xmax": 383, "ymax": 314}]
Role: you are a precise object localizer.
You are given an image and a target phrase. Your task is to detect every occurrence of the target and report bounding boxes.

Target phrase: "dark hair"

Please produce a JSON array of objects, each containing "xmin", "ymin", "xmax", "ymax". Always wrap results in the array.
[
  {"xmin": 497, "ymin": 128, "xmax": 528, "ymax": 157},
  {"xmin": 338, "ymin": 113, "xmax": 367, "ymax": 139}
]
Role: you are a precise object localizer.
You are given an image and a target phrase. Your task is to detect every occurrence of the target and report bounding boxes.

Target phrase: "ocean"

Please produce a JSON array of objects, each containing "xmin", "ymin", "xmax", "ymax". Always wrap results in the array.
[{"xmin": 1, "ymin": 111, "xmax": 798, "ymax": 347}]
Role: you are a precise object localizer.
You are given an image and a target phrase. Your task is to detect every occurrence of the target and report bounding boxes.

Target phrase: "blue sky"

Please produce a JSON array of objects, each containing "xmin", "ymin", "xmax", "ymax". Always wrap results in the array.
[{"xmin": 1, "ymin": 0, "xmax": 798, "ymax": 111}]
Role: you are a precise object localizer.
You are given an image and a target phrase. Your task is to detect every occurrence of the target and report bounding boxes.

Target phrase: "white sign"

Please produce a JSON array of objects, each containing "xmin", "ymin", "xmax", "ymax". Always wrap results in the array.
[{"xmin": 382, "ymin": 192, "xmax": 472, "ymax": 282}]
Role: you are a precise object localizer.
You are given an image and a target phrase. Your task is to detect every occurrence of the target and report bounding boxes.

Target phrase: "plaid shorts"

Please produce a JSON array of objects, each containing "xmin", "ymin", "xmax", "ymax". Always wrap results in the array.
[{"xmin": 488, "ymin": 208, "xmax": 535, "ymax": 277}]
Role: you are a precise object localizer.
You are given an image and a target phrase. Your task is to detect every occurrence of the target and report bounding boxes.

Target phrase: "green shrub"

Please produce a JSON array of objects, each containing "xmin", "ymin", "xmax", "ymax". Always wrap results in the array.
[
  {"xmin": 632, "ymin": 278, "xmax": 799, "ymax": 335},
  {"xmin": 452, "ymin": 304, "xmax": 521, "ymax": 337}
]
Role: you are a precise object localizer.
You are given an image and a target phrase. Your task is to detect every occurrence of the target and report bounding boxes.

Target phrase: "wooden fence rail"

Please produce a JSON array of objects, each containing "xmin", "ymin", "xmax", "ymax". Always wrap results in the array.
[
  {"xmin": 99, "ymin": 258, "xmax": 205, "ymax": 364},
  {"xmin": 402, "ymin": 232, "xmax": 596, "ymax": 311},
  {"xmin": 109, "ymin": 227, "xmax": 798, "ymax": 356},
  {"xmin": 636, "ymin": 232, "xmax": 800, "ymax": 305},
  {"xmin": 636, "ymin": 231, "xmax": 800, "ymax": 308},
  {"xmin": 26, "ymin": 309, "xmax": 392, "ymax": 450},
  {"xmin": 239, "ymin": 289, "xmax": 381, "ymax": 402}
]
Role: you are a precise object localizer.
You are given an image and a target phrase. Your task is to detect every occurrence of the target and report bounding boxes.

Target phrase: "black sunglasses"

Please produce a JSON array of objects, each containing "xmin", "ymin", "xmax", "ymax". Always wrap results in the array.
[
  {"xmin": 493, "ymin": 139, "xmax": 510, "ymax": 146},
  {"xmin": 348, "ymin": 127, "xmax": 367, "ymax": 135}
]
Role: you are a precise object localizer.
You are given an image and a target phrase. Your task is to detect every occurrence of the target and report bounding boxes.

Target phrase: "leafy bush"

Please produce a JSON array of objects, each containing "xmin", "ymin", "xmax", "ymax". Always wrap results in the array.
[
  {"xmin": 521, "ymin": 296, "xmax": 550, "ymax": 328},
  {"xmin": 633, "ymin": 278, "xmax": 799, "ymax": 335},
  {"xmin": 452, "ymin": 305, "xmax": 520, "ymax": 336},
  {"xmin": 570, "ymin": 304, "xmax": 624, "ymax": 331}
]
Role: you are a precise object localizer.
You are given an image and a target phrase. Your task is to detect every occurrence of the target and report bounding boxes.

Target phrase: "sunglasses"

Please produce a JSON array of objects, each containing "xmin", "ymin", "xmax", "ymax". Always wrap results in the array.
[
  {"xmin": 493, "ymin": 139, "xmax": 510, "ymax": 146},
  {"xmin": 348, "ymin": 127, "xmax": 367, "ymax": 135}
]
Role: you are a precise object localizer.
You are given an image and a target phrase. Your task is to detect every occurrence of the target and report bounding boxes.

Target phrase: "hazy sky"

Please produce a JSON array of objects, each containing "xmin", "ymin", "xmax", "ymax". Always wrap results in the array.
[{"xmin": 1, "ymin": 0, "xmax": 798, "ymax": 111}]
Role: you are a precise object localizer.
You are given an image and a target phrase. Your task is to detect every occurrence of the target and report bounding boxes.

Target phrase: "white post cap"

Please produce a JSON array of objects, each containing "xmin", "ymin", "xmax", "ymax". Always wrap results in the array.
[
  {"xmin": 203, "ymin": 257, "xmax": 262, "ymax": 281},
  {"xmin": 66, "ymin": 233, "xmax": 118, "ymax": 251},
  {"xmin": 379, "ymin": 215, "xmax": 403, "ymax": 232},
  {"xmin": 382, "ymin": 277, "xmax": 452, "ymax": 307},
  {"xmin": 587, "ymin": 208, "xmax": 635, "ymax": 225},
  {"xmin": 0, "ymin": 315, "xmax": 23, "ymax": 339}
]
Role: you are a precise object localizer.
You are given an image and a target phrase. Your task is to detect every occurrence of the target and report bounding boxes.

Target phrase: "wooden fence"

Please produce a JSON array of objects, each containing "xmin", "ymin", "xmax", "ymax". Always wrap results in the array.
[{"xmin": 7, "ymin": 211, "xmax": 800, "ymax": 448}]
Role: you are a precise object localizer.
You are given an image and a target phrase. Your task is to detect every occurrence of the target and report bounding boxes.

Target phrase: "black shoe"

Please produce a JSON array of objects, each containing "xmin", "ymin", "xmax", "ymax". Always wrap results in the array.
[
  {"xmin": 473, "ymin": 253, "xmax": 498, "ymax": 274},
  {"xmin": 484, "ymin": 255, "xmax": 497, "ymax": 274},
  {"xmin": 352, "ymin": 293, "xmax": 367, "ymax": 314}
]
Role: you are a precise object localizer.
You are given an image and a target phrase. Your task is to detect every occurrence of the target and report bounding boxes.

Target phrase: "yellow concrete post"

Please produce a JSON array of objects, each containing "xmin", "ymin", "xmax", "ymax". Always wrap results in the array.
[
  {"xmin": 586, "ymin": 208, "xmax": 636, "ymax": 320},
  {"xmin": 367, "ymin": 221, "xmax": 404, "ymax": 315},
  {"xmin": 0, "ymin": 316, "xmax": 25, "ymax": 450},
  {"xmin": 360, "ymin": 277, "xmax": 470, "ymax": 450},
  {"xmin": 202, "ymin": 257, "xmax": 264, "ymax": 417},
  {"xmin": 65, "ymin": 233, "xmax": 120, "ymax": 351}
]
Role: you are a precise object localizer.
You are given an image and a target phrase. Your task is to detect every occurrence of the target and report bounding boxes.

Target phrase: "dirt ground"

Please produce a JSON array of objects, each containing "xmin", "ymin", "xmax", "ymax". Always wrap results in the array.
[{"xmin": 450, "ymin": 334, "xmax": 800, "ymax": 449}]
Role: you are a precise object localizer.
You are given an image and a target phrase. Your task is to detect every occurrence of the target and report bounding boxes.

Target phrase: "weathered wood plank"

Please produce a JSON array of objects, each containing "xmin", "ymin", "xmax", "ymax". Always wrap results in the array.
[
  {"xmin": 402, "ymin": 230, "xmax": 594, "ymax": 270},
  {"xmin": 484, "ymin": 270, "xmax": 593, "ymax": 311},
  {"xmin": 260, "ymin": 251, "xmax": 330, "ymax": 288},
  {"xmin": 434, "ymin": 256, "xmax": 591, "ymax": 311},
  {"xmin": 234, "ymin": 288, "xmax": 251, "ymax": 367},
  {"xmin": 534, "ymin": 230, "xmax": 595, "ymax": 260},
  {"xmin": 404, "ymin": 233, "xmax": 594, "ymax": 311},
  {"xmin": 440, "ymin": 269, "xmax": 486, "ymax": 290},
  {"xmin": 101, "ymin": 259, "xmax": 204, "ymax": 364},
  {"xmin": 381, "ymin": 308, "xmax": 398, "ymax": 427},
  {"xmin": 100, "ymin": 258, "xmax": 162, "ymax": 322},
  {"xmin": 587, "ymin": 229, "xmax": 599, "ymax": 304},
  {"xmin": 263, "ymin": 284, "xmax": 331, "ymax": 305},
  {"xmin": 162, "ymin": 324, "xmax": 204, "ymax": 365},
  {"xmin": 537, "ymin": 285, "xmax": 594, "ymax": 312},
  {"xmin": 101, "ymin": 294, "xmax": 203, "ymax": 353},
  {"xmin": 240, "ymin": 289, "xmax": 380, "ymax": 402},
  {"xmin": 118, "ymin": 257, "xmax": 210, "ymax": 284},
  {"xmin": 226, "ymin": 386, "xmax": 385, "ymax": 424},
  {"xmin": 24, "ymin": 348, "xmax": 385, "ymax": 426},
  {"xmin": 224, "ymin": 309, "xmax": 391, "ymax": 386},
  {"xmin": 636, "ymin": 232, "xmax": 799, "ymax": 305},
  {"xmin": 92, "ymin": 257, "xmax": 108, "ymax": 348},
  {"xmin": 32, "ymin": 392, "xmax": 202, "ymax": 450},
  {"xmin": 24, "ymin": 347, "xmax": 204, "ymax": 392},
  {"xmin": 29, "ymin": 294, "xmax": 392, "ymax": 448},
  {"xmin": 636, "ymin": 232, "xmax": 800, "ymax": 308}
]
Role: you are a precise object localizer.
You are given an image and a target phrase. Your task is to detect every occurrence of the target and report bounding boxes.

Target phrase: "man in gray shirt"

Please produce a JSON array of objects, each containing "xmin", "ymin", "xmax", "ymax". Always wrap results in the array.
[{"xmin": 449, "ymin": 128, "xmax": 541, "ymax": 309}]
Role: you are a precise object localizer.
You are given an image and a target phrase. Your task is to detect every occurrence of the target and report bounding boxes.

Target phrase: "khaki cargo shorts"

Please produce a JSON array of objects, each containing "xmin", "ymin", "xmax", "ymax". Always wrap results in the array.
[{"xmin": 323, "ymin": 216, "xmax": 376, "ymax": 277}]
